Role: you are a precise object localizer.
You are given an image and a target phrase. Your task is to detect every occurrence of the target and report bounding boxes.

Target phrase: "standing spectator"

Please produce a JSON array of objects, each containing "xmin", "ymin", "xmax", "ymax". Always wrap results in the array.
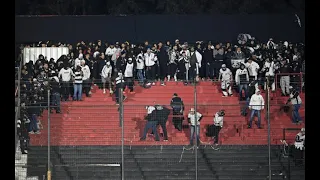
[
  {"xmin": 248, "ymin": 89, "xmax": 264, "ymax": 129},
  {"xmin": 144, "ymin": 48, "xmax": 157, "ymax": 86},
  {"xmin": 279, "ymin": 58, "xmax": 292, "ymax": 96},
  {"xmin": 167, "ymin": 46, "xmax": 178, "ymax": 81},
  {"xmin": 241, "ymin": 80, "xmax": 257, "ymax": 116},
  {"xmin": 50, "ymin": 77, "xmax": 61, "ymax": 113},
  {"xmin": 124, "ymin": 58, "xmax": 135, "ymax": 94},
  {"xmin": 245, "ymin": 57, "xmax": 260, "ymax": 82},
  {"xmin": 188, "ymin": 108, "xmax": 203, "ymax": 146},
  {"xmin": 97, "ymin": 53, "xmax": 107, "ymax": 89},
  {"xmin": 212, "ymin": 110, "xmax": 225, "ymax": 145},
  {"xmin": 287, "ymin": 86, "xmax": 303, "ymax": 124},
  {"xmin": 116, "ymin": 51, "xmax": 127, "ymax": 76},
  {"xmin": 81, "ymin": 60, "xmax": 91, "ymax": 97},
  {"xmin": 101, "ymin": 61, "xmax": 113, "ymax": 94},
  {"xmin": 58, "ymin": 63, "xmax": 75, "ymax": 101},
  {"xmin": 170, "ymin": 93, "xmax": 185, "ymax": 131},
  {"xmin": 73, "ymin": 65, "xmax": 83, "ymax": 101},
  {"xmin": 114, "ymin": 72, "xmax": 126, "ymax": 105},
  {"xmin": 203, "ymin": 44, "xmax": 214, "ymax": 80},
  {"xmin": 293, "ymin": 128, "xmax": 305, "ymax": 165},
  {"xmin": 218, "ymin": 64, "xmax": 233, "ymax": 97},
  {"xmin": 27, "ymin": 98, "xmax": 41, "ymax": 134},
  {"xmin": 177, "ymin": 51, "xmax": 188, "ymax": 82},
  {"xmin": 136, "ymin": 50, "xmax": 145, "ymax": 85},
  {"xmin": 154, "ymin": 105, "xmax": 170, "ymax": 141},
  {"xmin": 212, "ymin": 44, "xmax": 224, "ymax": 79},
  {"xmin": 157, "ymin": 42, "xmax": 169, "ymax": 86},
  {"xmin": 235, "ymin": 63, "xmax": 249, "ymax": 101},
  {"xmin": 261, "ymin": 57, "xmax": 276, "ymax": 92},
  {"xmin": 188, "ymin": 47, "xmax": 202, "ymax": 84}
]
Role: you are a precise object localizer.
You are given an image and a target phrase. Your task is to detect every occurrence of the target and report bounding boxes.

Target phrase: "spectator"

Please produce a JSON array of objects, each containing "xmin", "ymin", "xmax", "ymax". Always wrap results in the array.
[
  {"xmin": 157, "ymin": 42, "xmax": 169, "ymax": 86},
  {"xmin": 245, "ymin": 57, "xmax": 260, "ymax": 82},
  {"xmin": 235, "ymin": 63, "xmax": 249, "ymax": 101},
  {"xmin": 261, "ymin": 57, "xmax": 276, "ymax": 92},
  {"xmin": 73, "ymin": 65, "xmax": 83, "ymax": 101},
  {"xmin": 287, "ymin": 86, "xmax": 303, "ymax": 124},
  {"xmin": 248, "ymin": 89, "xmax": 264, "ymax": 129},
  {"xmin": 144, "ymin": 48, "xmax": 157, "ymax": 86},
  {"xmin": 212, "ymin": 110, "xmax": 225, "ymax": 145},
  {"xmin": 241, "ymin": 80, "xmax": 257, "ymax": 116},
  {"xmin": 140, "ymin": 106, "xmax": 160, "ymax": 141},
  {"xmin": 81, "ymin": 60, "xmax": 91, "ymax": 97},
  {"xmin": 58, "ymin": 63, "xmax": 74, "ymax": 101},
  {"xmin": 153, "ymin": 105, "xmax": 170, "ymax": 141},
  {"xmin": 279, "ymin": 58, "xmax": 292, "ymax": 96},
  {"xmin": 212, "ymin": 44, "xmax": 224, "ymax": 79},
  {"xmin": 124, "ymin": 57, "xmax": 135, "ymax": 94},
  {"xmin": 101, "ymin": 61, "xmax": 113, "ymax": 94},
  {"xmin": 114, "ymin": 72, "xmax": 126, "ymax": 105},
  {"xmin": 170, "ymin": 93, "xmax": 185, "ymax": 131},
  {"xmin": 177, "ymin": 51, "xmax": 188, "ymax": 82},
  {"xmin": 50, "ymin": 77, "xmax": 61, "ymax": 113},
  {"xmin": 187, "ymin": 46, "xmax": 202, "ymax": 84},
  {"xmin": 232, "ymin": 47, "xmax": 246, "ymax": 60},
  {"xmin": 136, "ymin": 50, "xmax": 145, "ymax": 85},
  {"xmin": 188, "ymin": 108, "xmax": 203, "ymax": 146},
  {"xmin": 204, "ymin": 43, "xmax": 214, "ymax": 80},
  {"xmin": 218, "ymin": 64, "xmax": 233, "ymax": 97}
]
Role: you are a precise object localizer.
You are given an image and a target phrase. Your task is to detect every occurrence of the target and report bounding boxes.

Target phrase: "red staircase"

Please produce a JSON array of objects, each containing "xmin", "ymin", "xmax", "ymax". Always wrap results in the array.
[{"xmin": 30, "ymin": 81, "xmax": 305, "ymax": 146}]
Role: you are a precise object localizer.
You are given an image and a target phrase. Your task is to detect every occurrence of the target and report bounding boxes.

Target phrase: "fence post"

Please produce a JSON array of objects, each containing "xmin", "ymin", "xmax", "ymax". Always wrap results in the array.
[
  {"xmin": 47, "ymin": 89, "xmax": 51, "ymax": 180},
  {"xmin": 15, "ymin": 60, "xmax": 22, "ymax": 152},
  {"xmin": 119, "ymin": 88, "xmax": 124, "ymax": 180},
  {"xmin": 267, "ymin": 79, "xmax": 272, "ymax": 180},
  {"xmin": 193, "ymin": 80, "xmax": 198, "ymax": 180}
]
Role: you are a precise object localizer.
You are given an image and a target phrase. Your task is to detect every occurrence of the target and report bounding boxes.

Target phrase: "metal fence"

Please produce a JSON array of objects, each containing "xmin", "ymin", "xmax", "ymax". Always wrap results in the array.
[{"xmin": 15, "ymin": 76, "xmax": 305, "ymax": 180}]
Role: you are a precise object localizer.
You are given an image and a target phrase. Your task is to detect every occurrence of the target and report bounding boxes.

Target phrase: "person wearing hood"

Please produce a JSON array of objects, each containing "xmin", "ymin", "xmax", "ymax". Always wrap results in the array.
[
  {"xmin": 116, "ymin": 51, "xmax": 127, "ymax": 75},
  {"xmin": 114, "ymin": 71, "xmax": 127, "ymax": 105},
  {"xmin": 74, "ymin": 53, "xmax": 83, "ymax": 69},
  {"xmin": 58, "ymin": 63, "xmax": 75, "ymax": 101},
  {"xmin": 81, "ymin": 60, "xmax": 91, "ymax": 97},
  {"xmin": 124, "ymin": 57, "xmax": 135, "ymax": 94},
  {"xmin": 219, "ymin": 64, "xmax": 233, "ymax": 97},
  {"xmin": 248, "ymin": 89, "xmax": 264, "ymax": 129},
  {"xmin": 235, "ymin": 63, "xmax": 249, "ymax": 101}
]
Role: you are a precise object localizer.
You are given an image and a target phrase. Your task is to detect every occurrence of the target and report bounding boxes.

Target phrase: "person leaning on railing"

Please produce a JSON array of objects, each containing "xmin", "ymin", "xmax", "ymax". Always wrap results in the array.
[{"xmin": 287, "ymin": 86, "xmax": 303, "ymax": 124}]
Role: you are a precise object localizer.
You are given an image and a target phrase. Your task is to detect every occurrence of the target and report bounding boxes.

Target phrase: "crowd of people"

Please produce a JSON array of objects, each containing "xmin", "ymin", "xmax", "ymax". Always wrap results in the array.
[{"xmin": 15, "ymin": 37, "xmax": 305, "ymax": 152}]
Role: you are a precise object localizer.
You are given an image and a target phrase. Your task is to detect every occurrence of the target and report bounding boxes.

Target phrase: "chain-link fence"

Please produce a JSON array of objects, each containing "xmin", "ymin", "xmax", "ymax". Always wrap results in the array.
[{"xmin": 15, "ymin": 76, "xmax": 305, "ymax": 180}]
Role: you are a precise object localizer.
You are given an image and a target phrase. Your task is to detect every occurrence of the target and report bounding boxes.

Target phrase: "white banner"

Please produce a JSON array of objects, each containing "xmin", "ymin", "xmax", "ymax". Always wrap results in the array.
[
  {"xmin": 231, "ymin": 58, "xmax": 245, "ymax": 69},
  {"xmin": 23, "ymin": 47, "xmax": 69, "ymax": 64}
]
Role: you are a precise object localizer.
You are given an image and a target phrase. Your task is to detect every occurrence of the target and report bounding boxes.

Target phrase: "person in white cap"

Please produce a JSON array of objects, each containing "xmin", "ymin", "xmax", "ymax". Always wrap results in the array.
[
  {"xmin": 187, "ymin": 108, "xmax": 203, "ymax": 146},
  {"xmin": 101, "ymin": 61, "xmax": 113, "ymax": 94},
  {"xmin": 219, "ymin": 64, "xmax": 233, "ymax": 97},
  {"xmin": 248, "ymin": 89, "xmax": 264, "ymax": 128},
  {"xmin": 288, "ymin": 86, "xmax": 302, "ymax": 124}
]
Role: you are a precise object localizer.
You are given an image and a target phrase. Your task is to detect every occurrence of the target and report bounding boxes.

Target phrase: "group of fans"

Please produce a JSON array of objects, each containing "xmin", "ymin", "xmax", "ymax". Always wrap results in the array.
[{"xmin": 15, "ymin": 37, "xmax": 305, "ymax": 153}]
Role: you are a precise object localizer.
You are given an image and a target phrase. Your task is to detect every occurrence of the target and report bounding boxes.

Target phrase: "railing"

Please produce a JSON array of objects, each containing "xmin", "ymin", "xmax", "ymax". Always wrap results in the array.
[
  {"xmin": 275, "ymin": 72, "xmax": 305, "ymax": 94},
  {"xmin": 15, "ymin": 77, "xmax": 305, "ymax": 180}
]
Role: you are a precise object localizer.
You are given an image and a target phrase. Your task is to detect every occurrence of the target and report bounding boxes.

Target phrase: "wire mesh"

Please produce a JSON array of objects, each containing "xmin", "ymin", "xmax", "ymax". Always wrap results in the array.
[{"xmin": 15, "ymin": 76, "xmax": 305, "ymax": 180}]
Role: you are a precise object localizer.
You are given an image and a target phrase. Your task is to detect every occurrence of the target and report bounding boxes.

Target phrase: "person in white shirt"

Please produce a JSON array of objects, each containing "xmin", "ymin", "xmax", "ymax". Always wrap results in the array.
[
  {"xmin": 101, "ymin": 61, "xmax": 113, "ymax": 94},
  {"xmin": 261, "ymin": 57, "xmax": 277, "ymax": 92},
  {"xmin": 105, "ymin": 44, "xmax": 117, "ymax": 58},
  {"xmin": 80, "ymin": 60, "xmax": 91, "ymax": 97},
  {"xmin": 144, "ymin": 48, "xmax": 157, "ymax": 86},
  {"xmin": 58, "ymin": 64, "xmax": 75, "ymax": 101},
  {"xmin": 212, "ymin": 110, "xmax": 225, "ymax": 144},
  {"xmin": 114, "ymin": 72, "xmax": 126, "ymax": 105},
  {"xmin": 288, "ymin": 86, "xmax": 302, "ymax": 124},
  {"xmin": 245, "ymin": 58, "xmax": 260, "ymax": 82},
  {"xmin": 219, "ymin": 64, "xmax": 233, "ymax": 97},
  {"xmin": 248, "ymin": 89, "xmax": 265, "ymax": 128},
  {"xmin": 136, "ymin": 51, "xmax": 145, "ymax": 85},
  {"xmin": 124, "ymin": 58, "xmax": 135, "ymax": 94},
  {"xmin": 188, "ymin": 108, "xmax": 203, "ymax": 146},
  {"xmin": 74, "ymin": 54, "xmax": 83, "ymax": 69}
]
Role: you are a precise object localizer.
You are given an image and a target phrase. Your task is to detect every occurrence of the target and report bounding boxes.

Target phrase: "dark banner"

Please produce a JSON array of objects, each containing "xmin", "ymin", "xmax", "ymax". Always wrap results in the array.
[{"xmin": 15, "ymin": 14, "xmax": 305, "ymax": 44}]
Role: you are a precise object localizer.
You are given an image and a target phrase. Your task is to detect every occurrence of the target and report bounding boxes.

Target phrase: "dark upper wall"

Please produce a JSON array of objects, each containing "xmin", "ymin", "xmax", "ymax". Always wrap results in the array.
[{"xmin": 15, "ymin": 14, "xmax": 305, "ymax": 44}]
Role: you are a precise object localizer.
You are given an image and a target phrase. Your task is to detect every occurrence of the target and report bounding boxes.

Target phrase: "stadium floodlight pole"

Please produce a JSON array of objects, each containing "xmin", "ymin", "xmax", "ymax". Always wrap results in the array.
[
  {"xmin": 47, "ymin": 89, "xmax": 51, "ymax": 180},
  {"xmin": 267, "ymin": 81, "xmax": 271, "ymax": 180},
  {"xmin": 193, "ymin": 79, "xmax": 198, "ymax": 180},
  {"xmin": 119, "ymin": 88, "xmax": 125, "ymax": 180}
]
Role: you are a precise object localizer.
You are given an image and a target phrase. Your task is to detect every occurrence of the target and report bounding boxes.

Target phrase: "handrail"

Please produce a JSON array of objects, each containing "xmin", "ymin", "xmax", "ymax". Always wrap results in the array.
[{"xmin": 282, "ymin": 128, "xmax": 301, "ymax": 141}]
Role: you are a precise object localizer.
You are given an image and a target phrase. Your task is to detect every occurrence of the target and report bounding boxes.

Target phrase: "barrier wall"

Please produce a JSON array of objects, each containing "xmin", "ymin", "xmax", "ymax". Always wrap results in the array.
[{"xmin": 15, "ymin": 14, "xmax": 305, "ymax": 44}]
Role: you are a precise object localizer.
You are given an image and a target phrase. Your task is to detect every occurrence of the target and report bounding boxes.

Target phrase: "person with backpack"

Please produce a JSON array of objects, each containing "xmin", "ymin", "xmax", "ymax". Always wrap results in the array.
[{"xmin": 170, "ymin": 93, "xmax": 185, "ymax": 131}]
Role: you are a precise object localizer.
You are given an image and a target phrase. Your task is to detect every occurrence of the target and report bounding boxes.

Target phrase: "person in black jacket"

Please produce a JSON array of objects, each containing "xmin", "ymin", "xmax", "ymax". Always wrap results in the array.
[
  {"xmin": 140, "ymin": 107, "xmax": 160, "ymax": 141},
  {"xmin": 50, "ymin": 77, "xmax": 61, "ymax": 113},
  {"xmin": 157, "ymin": 42, "xmax": 169, "ymax": 86},
  {"xmin": 27, "ymin": 97, "xmax": 41, "ymax": 134},
  {"xmin": 170, "ymin": 93, "xmax": 185, "ymax": 131},
  {"xmin": 154, "ymin": 105, "xmax": 170, "ymax": 141},
  {"xmin": 97, "ymin": 53, "xmax": 107, "ymax": 89},
  {"xmin": 241, "ymin": 80, "xmax": 257, "ymax": 116},
  {"xmin": 203, "ymin": 44, "xmax": 214, "ymax": 80}
]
